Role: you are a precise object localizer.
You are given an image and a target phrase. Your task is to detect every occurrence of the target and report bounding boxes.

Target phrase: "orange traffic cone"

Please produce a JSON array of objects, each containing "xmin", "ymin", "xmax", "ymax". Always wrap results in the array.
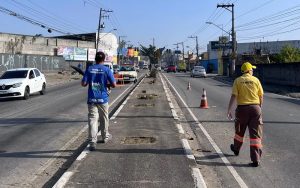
[
  {"xmin": 200, "ymin": 88, "xmax": 209, "ymax": 109},
  {"xmin": 187, "ymin": 82, "xmax": 191, "ymax": 90}
]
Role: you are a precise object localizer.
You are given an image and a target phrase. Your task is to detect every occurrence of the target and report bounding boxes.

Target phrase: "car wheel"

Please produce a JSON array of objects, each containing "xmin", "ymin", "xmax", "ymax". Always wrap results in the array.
[
  {"xmin": 134, "ymin": 79, "xmax": 137, "ymax": 83},
  {"xmin": 40, "ymin": 83, "xmax": 46, "ymax": 95},
  {"xmin": 23, "ymin": 86, "xmax": 30, "ymax": 100}
]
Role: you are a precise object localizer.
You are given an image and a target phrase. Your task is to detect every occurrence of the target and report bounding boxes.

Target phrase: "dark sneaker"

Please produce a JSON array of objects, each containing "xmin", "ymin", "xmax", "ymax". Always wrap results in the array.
[
  {"xmin": 89, "ymin": 142, "xmax": 96, "ymax": 151},
  {"xmin": 249, "ymin": 161, "xmax": 260, "ymax": 167},
  {"xmin": 104, "ymin": 134, "xmax": 112, "ymax": 143},
  {"xmin": 230, "ymin": 144, "xmax": 239, "ymax": 156}
]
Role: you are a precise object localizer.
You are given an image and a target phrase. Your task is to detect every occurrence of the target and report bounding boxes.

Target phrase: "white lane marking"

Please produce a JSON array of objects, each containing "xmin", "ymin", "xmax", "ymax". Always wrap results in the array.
[
  {"xmin": 162, "ymin": 74, "xmax": 248, "ymax": 188},
  {"xmin": 76, "ymin": 147, "xmax": 90, "ymax": 161},
  {"xmin": 192, "ymin": 168, "xmax": 207, "ymax": 188},
  {"xmin": 52, "ymin": 76, "xmax": 145, "ymax": 188},
  {"xmin": 176, "ymin": 124, "xmax": 185, "ymax": 134},
  {"xmin": 181, "ymin": 139, "xmax": 195, "ymax": 160},
  {"xmin": 52, "ymin": 172, "xmax": 74, "ymax": 188},
  {"xmin": 171, "ymin": 109, "xmax": 179, "ymax": 120},
  {"xmin": 169, "ymin": 102, "xmax": 174, "ymax": 109}
]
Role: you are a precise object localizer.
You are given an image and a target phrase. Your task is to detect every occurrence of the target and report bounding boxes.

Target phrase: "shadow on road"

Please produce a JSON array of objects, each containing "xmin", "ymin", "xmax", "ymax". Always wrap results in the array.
[
  {"xmin": 94, "ymin": 148, "xmax": 185, "ymax": 155},
  {"xmin": 0, "ymin": 118, "xmax": 86, "ymax": 127},
  {"xmin": 0, "ymin": 150, "xmax": 74, "ymax": 159},
  {"xmin": 195, "ymin": 154, "xmax": 251, "ymax": 168}
]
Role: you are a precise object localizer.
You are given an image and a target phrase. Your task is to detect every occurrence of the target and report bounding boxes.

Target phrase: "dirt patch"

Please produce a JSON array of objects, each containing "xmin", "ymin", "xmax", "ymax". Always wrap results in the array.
[
  {"xmin": 44, "ymin": 72, "xmax": 82, "ymax": 87},
  {"xmin": 134, "ymin": 103, "xmax": 155, "ymax": 107},
  {"xmin": 122, "ymin": 137, "xmax": 156, "ymax": 144},
  {"xmin": 137, "ymin": 93, "xmax": 159, "ymax": 100}
]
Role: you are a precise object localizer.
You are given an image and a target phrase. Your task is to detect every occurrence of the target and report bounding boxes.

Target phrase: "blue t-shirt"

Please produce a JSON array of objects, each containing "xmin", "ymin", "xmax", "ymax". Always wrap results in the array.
[{"xmin": 82, "ymin": 64, "xmax": 115, "ymax": 104}]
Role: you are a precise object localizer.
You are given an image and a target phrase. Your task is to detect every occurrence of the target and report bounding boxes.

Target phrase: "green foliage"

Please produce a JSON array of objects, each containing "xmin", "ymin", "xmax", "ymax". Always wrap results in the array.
[
  {"xmin": 139, "ymin": 45, "xmax": 165, "ymax": 65},
  {"xmin": 275, "ymin": 45, "xmax": 300, "ymax": 63}
]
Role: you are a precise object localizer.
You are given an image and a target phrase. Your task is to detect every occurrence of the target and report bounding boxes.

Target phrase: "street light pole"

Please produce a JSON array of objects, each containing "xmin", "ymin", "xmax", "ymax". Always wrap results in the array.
[
  {"xmin": 118, "ymin": 35, "xmax": 126, "ymax": 65},
  {"xmin": 188, "ymin": 36, "xmax": 199, "ymax": 61},
  {"xmin": 217, "ymin": 3, "xmax": 236, "ymax": 76},
  {"xmin": 96, "ymin": 8, "xmax": 113, "ymax": 52}
]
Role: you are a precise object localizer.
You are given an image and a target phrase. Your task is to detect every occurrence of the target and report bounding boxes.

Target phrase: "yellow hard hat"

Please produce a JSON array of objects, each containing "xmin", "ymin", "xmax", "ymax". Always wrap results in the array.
[{"xmin": 241, "ymin": 62, "xmax": 256, "ymax": 73}]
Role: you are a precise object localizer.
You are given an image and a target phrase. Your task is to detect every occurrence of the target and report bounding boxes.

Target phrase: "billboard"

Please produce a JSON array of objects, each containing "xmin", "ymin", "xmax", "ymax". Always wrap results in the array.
[
  {"xmin": 58, "ymin": 47, "xmax": 88, "ymax": 61},
  {"xmin": 74, "ymin": 48, "xmax": 87, "ymax": 61},
  {"xmin": 88, "ymin": 49, "xmax": 96, "ymax": 61},
  {"xmin": 58, "ymin": 47, "xmax": 74, "ymax": 60}
]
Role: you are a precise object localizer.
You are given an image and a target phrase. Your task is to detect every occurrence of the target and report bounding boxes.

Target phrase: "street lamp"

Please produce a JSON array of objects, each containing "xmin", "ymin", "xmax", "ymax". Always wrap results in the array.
[{"xmin": 206, "ymin": 22, "xmax": 229, "ymax": 35}]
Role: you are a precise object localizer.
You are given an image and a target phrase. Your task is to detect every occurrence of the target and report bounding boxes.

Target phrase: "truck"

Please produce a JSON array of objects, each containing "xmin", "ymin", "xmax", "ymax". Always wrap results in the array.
[{"xmin": 177, "ymin": 60, "xmax": 187, "ymax": 72}]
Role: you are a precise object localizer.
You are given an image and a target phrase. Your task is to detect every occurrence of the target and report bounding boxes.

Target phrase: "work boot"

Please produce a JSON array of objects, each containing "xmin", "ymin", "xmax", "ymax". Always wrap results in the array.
[
  {"xmin": 104, "ymin": 134, "xmax": 112, "ymax": 143},
  {"xmin": 89, "ymin": 142, "xmax": 96, "ymax": 151},
  {"xmin": 230, "ymin": 144, "xmax": 239, "ymax": 156},
  {"xmin": 249, "ymin": 161, "xmax": 260, "ymax": 167}
]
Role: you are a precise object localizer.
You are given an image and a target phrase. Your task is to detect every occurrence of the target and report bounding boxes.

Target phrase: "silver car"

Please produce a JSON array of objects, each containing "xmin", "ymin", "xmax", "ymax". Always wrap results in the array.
[{"xmin": 191, "ymin": 66, "xmax": 206, "ymax": 78}]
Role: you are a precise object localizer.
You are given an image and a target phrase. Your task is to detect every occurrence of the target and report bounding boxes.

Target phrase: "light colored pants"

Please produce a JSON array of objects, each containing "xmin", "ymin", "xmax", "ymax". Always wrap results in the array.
[{"xmin": 88, "ymin": 103, "xmax": 109, "ymax": 143}]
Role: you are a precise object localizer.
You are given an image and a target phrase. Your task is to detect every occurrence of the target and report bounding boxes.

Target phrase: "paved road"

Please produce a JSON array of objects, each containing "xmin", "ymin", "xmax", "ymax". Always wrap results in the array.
[
  {"xmin": 0, "ymin": 73, "xmax": 144, "ymax": 187},
  {"xmin": 163, "ymin": 72, "xmax": 300, "ymax": 188}
]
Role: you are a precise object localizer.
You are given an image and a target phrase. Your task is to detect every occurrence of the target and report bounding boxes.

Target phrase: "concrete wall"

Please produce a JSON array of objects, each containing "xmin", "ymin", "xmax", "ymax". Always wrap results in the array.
[
  {"xmin": 208, "ymin": 40, "xmax": 300, "ymax": 61},
  {"xmin": 236, "ymin": 63, "xmax": 300, "ymax": 87},
  {"xmin": 0, "ymin": 53, "xmax": 66, "ymax": 74},
  {"xmin": 0, "ymin": 33, "xmax": 95, "ymax": 56}
]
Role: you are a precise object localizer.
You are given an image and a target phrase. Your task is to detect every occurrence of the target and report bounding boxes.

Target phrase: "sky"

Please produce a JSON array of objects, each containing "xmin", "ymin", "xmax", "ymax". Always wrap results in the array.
[{"xmin": 1, "ymin": 0, "xmax": 300, "ymax": 54}]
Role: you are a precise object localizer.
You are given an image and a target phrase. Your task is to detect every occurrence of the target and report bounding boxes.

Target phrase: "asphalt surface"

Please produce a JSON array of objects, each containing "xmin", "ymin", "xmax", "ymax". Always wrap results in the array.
[
  {"xmin": 163, "ymin": 72, "xmax": 300, "ymax": 188},
  {"xmin": 0, "ymin": 74, "xmax": 143, "ymax": 187},
  {"xmin": 63, "ymin": 75, "xmax": 196, "ymax": 188}
]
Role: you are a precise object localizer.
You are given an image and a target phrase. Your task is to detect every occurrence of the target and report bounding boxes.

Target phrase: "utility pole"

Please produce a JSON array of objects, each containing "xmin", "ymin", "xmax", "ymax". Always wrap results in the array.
[
  {"xmin": 173, "ymin": 43, "xmax": 180, "ymax": 66},
  {"xmin": 117, "ymin": 35, "xmax": 126, "ymax": 65},
  {"xmin": 217, "ymin": 3, "xmax": 236, "ymax": 76},
  {"xmin": 152, "ymin": 38, "xmax": 155, "ymax": 47},
  {"xmin": 188, "ymin": 36, "xmax": 199, "ymax": 61},
  {"xmin": 96, "ymin": 8, "xmax": 113, "ymax": 52}
]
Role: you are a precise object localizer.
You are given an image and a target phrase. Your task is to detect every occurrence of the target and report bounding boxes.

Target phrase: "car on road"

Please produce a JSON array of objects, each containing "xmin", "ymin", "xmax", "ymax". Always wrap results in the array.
[
  {"xmin": 191, "ymin": 66, "xmax": 206, "ymax": 78},
  {"xmin": 0, "ymin": 68, "xmax": 46, "ymax": 99},
  {"xmin": 167, "ymin": 65, "xmax": 176, "ymax": 73},
  {"xmin": 103, "ymin": 62, "xmax": 114, "ymax": 74},
  {"xmin": 118, "ymin": 66, "xmax": 138, "ymax": 83}
]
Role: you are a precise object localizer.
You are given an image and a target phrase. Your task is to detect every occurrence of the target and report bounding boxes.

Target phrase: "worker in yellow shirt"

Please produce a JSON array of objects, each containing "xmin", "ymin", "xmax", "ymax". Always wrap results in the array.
[{"xmin": 227, "ymin": 62, "xmax": 264, "ymax": 167}]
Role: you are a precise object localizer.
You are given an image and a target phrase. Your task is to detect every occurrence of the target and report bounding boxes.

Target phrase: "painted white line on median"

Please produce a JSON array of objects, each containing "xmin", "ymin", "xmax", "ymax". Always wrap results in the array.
[
  {"xmin": 171, "ymin": 109, "xmax": 179, "ymax": 120},
  {"xmin": 162, "ymin": 74, "xmax": 248, "ymax": 188},
  {"xmin": 192, "ymin": 168, "xmax": 207, "ymax": 188},
  {"xmin": 176, "ymin": 124, "xmax": 185, "ymax": 134},
  {"xmin": 181, "ymin": 139, "xmax": 195, "ymax": 160},
  {"xmin": 52, "ymin": 172, "xmax": 74, "ymax": 188}
]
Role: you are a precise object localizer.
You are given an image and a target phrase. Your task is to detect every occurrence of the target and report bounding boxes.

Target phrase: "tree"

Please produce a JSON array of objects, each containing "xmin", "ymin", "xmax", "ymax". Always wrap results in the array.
[
  {"xmin": 139, "ymin": 45, "xmax": 157, "ymax": 65},
  {"xmin": 275, "ymin": 45, "xmax": 300, "ymax": 63}
]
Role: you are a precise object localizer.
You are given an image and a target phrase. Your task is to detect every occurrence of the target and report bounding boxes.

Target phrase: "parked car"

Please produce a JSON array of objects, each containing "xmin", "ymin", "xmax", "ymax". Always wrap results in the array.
[
  {"xmin": 167, "ymin": 65, "xmax": 176, "ymax": 73},
  {"xmin": 113, "ymin": 64, "xmax": 120, "ymax": 74},
  {"xmin": 118, "ymin": 66, "xmax": 138, "ymax": 83},
  {"xmin": 0, "ymin": 68, "xmax": 46, "ymax": 100},
  {"xmin": 103, "ymin": 62, "xmax": 114, "ymax": 74},
  {"xmin": 191, "ymin": 66, "xmax": 206, "ymax": 78},
  {"xmin": 177, "ymin": 61, "xmax": 187, "ymax": 72}
]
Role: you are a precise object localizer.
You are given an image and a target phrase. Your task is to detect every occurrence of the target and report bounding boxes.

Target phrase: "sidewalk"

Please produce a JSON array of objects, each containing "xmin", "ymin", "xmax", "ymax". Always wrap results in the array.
[{"xmin": 61, "ymin": 75, "xmax": 196, "ymax": 187}]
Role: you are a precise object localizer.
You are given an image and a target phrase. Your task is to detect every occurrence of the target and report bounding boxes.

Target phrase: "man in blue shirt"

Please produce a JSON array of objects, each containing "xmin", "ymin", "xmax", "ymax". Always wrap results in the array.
[{"xmin": 81, "ymin": 51, "xmax": 116, "ymax": 151}]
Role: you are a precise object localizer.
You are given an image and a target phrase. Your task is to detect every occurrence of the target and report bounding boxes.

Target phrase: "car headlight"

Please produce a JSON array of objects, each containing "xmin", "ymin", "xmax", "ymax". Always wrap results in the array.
[{"xmin": 12, "ymin": 82, "xmax": 22, "ymax": 88}]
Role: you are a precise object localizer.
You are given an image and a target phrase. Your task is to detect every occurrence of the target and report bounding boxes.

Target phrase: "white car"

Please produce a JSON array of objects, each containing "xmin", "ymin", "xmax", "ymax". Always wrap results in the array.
[
  {"xmin": 0, "ymin": 68, "xmax": 46, "ymax": 100},
  {"xmin": 191, "ymin": 66, "xmax": 206, "ymax": 78},
  {"xmin": 118, "ymin": 66, "xmax": 138, "ymax": 83}
]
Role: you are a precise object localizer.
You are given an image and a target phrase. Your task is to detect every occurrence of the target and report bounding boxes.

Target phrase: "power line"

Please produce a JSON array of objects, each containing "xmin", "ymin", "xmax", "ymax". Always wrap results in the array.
[{"xmin": 0, "ymin": 5, "xmax": 71, "ymax": 34}]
